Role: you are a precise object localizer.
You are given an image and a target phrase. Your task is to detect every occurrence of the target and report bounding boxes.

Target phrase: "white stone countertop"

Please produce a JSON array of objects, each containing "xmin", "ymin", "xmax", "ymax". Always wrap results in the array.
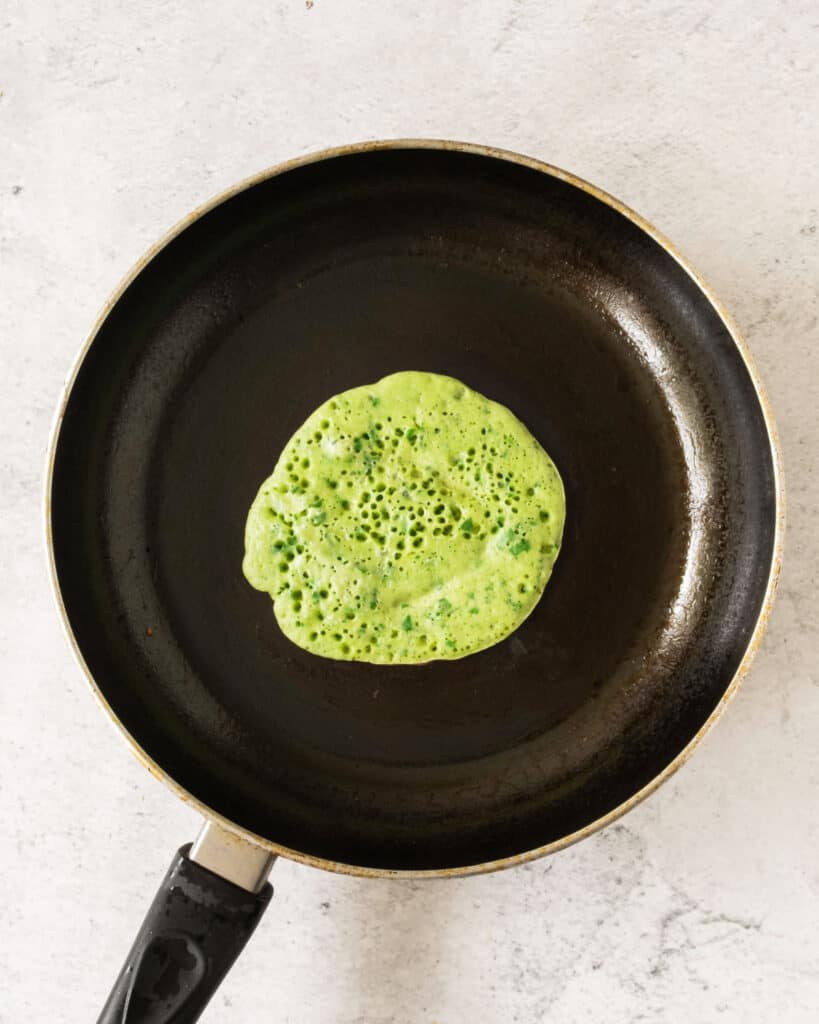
[{"xmin": 1, "ymin": 2, "xmax": 817, "ymax": 1021}]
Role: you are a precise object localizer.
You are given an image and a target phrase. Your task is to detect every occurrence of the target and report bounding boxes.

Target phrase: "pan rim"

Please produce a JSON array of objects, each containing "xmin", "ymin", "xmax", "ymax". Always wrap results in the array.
[{"xmin": 44, "ymin": 138, "xmax": 785, "ymax": 879}]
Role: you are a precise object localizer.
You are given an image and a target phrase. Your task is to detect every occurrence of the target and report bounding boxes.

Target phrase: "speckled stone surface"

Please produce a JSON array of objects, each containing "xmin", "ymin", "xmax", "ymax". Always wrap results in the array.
[{"xmin": 1, "ymin": 3, "xmax": 817, "ymax": 1021}]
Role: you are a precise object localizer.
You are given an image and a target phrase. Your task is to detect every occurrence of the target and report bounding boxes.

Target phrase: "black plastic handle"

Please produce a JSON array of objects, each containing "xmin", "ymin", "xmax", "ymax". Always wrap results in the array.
[{"xmin": 98, "ymin": 844, "xmax": 272, "ymax": 1024}]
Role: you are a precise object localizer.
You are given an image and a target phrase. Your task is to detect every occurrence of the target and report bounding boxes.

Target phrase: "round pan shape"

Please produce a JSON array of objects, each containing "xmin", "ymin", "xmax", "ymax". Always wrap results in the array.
[{"xmin": 48, "ymin": 142, "xmax": 781, "ymax": 876}]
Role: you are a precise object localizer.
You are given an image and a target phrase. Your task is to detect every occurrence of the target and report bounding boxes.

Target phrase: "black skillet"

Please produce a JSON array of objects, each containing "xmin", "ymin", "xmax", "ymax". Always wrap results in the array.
[{"xmin": 47, "ymin": 142, "xmax": 781, "ymax": 1022}]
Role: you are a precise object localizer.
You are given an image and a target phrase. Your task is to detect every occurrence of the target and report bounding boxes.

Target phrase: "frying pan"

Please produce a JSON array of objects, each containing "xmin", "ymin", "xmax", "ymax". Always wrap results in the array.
[{"xmin": 47, "ymin": 141, "xmax": 782, "ymax": 1022}]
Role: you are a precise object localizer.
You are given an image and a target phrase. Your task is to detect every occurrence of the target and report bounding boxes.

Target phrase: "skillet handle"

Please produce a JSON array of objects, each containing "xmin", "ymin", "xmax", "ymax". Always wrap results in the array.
[{"xmin": 97, "ymin": 842, "xmax": 273, "ymax": 1024}]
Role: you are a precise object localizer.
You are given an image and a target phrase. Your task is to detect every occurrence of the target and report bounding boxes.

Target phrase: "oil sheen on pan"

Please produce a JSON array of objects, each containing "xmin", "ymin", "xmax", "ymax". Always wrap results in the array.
[{"xmin": 243, "ymin": 371, "xmax": 566, "ymax": 664}]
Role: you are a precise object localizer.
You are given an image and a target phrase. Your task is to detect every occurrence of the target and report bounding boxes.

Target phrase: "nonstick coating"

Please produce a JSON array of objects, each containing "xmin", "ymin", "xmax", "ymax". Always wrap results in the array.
[{"xmin": 50, "ymin": 146, "xmax": 778, "ymax": 871}]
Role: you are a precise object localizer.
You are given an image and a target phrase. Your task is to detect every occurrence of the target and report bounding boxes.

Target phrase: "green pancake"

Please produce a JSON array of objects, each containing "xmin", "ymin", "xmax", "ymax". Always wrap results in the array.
[{"xmin": 244, "ymin": 371, "xmax": 565, "ymax": 663}]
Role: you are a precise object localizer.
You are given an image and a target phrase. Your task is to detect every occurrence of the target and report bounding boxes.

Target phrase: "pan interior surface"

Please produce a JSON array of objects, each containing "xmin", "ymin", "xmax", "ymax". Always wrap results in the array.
[{"xmin": 51, "ymin": 147, "xmax": 777, "ymax": 871}]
